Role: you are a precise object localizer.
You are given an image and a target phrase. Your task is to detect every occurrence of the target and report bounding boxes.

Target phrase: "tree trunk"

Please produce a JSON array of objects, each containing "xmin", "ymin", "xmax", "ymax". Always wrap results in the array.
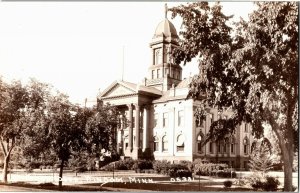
[
  {"xmin": 2, "ymin": 155, "xmax": 9, "ymax": 183},
  {"xmin": 282, "ymin": 145, "xmax": 294, "ymax": 191},
  {"xmin": 58, "ymin": 159, "xmax": 64, "ymax": 189}
]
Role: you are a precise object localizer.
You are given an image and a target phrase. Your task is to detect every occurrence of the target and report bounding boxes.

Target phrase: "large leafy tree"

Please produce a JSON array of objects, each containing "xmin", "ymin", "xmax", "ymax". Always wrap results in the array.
[
  {"xmin": 85, "ymin": 103, "xmax": 121, "ymax": 158},
  {"xmin": 23, "ymin": 92, "xmax": 91, "ymax": 188},
  {"xmin": 21, "ymin": 80, "xmax": 52, "ymax": 163},
  {"xmin": 169, "ymin": 2, "xmax": 298, "ymax": 191},
  {"xmin": 0, "ymin": 78, "xmax": 50, "ymax": 183},
  {"xmin": 0, "ymin": 79, "xmax": 28, "ymax": 183},
  {"xmin": 45, "ymin": 94, "xmax": 90, "ymax": 188}
]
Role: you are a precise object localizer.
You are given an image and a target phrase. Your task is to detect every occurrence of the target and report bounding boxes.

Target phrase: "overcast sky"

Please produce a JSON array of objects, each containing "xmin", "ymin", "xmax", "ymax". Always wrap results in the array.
[{"xmin": 0, "ymin": 2, "xmax": 254, "ymax": 105}]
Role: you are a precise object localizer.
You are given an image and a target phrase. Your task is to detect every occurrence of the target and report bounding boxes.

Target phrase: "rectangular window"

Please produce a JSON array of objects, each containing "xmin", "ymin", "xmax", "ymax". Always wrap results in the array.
[
  {"xmin": 244, "ymin": 144, "xmax": 248, "ymax": 154},
  {"xmin": 163, "ymin": 113, "xmax": 168, "ymax": 127},
  {"xmin": 178, "ymin": 110, "xmax": 184, "ymax": 126},
  {"xmin": 209, "ymin": 142, "xmax": 213, "ymax": 153},
  {"xmin": 154, "ymin": 142, "xmax": 159, "ymax": 152},
  {"xmin": 152, "ymin": 70, "xmax": 155, "ymax": 79},
  {"xmin": 245, "ymin": 124, "xmax": 248, "ymax": 132},
  {"xmin": 177, "ymin": 145, "xmax": 184, "ymax": 152},
  {"xmin": 231, "ymin": 144, "xmax": 234, "ymax": 153},
  {"xmin": 154, "ymin": 113, "xmax": 158, "ymax": 128},
  {"xmin": 218, "ymin": 143, "xmax": 221, "ymax": 153},
  {"xmin": 198, "ymin": 143, "xmax": 203, "ymax": 153},
  {"xmin": 157, "ymin": 69, "xmax": 161, "ymax": 78},
  {"xmin": 163, "ymin": 139, "xmax": 168, "ymax": 152}
]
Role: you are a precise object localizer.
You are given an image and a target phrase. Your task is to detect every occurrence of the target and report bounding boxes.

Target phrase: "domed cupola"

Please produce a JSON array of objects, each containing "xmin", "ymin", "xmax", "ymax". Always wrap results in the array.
[
  {"xmin": 151, "ymin": 5, "xmax": 179, "ymax": 46},
  {"xmin": 153, "ymin": 19, "xmax": 179, "ymax": 39},
  {"xmin": 145, "ymin": 3, "xmax": 182, "ymax": 92}
]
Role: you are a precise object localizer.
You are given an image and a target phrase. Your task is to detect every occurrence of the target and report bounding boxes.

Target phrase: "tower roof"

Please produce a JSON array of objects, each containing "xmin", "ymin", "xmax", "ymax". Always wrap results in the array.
[{"xmin": 153, "ymin": 18, "xmax": 179, "ymax": 39}]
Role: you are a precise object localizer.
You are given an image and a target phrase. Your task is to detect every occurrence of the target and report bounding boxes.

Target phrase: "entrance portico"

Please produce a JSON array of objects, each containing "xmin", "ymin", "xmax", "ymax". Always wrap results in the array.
[{"xmin": 98, "ymin": 80, "xmax": 161, "ymax": 159}]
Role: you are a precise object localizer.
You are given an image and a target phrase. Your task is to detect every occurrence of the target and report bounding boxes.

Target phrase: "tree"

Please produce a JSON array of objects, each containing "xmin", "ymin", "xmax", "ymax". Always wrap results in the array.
[
  {"xmin": 249, "ymin": 138, "xmax": 274, "ymax": 176},
  {"xmin": 21, "ymin": 80, "xmax": 52, "ymax": 164},
  {"xmin": 0, "ymin": 79, "xmax": 28, "ymax": 183},
  {"xmin": 45, "ymin": 94, "xmax": 90, "ymax": 188},
  {"xmin": 85, "ymin": 103, "xmax": 121, "ymax": 160},
  {"xmin": 169, "ymin": 2, "xmax": 298, "ymax": 191},
  {"xmin": 0, "ymin": 78, "xmax": 50, "ymax": 183}
]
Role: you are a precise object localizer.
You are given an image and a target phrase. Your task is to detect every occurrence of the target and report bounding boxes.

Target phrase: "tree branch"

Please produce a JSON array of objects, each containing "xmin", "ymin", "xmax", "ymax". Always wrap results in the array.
[
  {"xmin": 7, "ymin": 138, "xmax": 15, "ymax": 156},
  {"xmin": 0, "ymin": 137, "xmax": 7, "ymax": 157}
]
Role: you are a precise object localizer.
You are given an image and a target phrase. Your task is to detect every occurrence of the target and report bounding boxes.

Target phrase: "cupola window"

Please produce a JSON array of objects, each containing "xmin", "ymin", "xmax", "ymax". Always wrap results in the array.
[{"xmin": 155, "ymin": 49, "xmax": 162, "ymax": 65}]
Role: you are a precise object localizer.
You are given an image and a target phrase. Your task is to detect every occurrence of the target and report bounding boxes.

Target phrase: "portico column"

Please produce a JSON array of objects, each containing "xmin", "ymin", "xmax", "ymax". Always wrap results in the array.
[
  {"xmin": 127, "ymin": 104, "xmax": 133, "ymax": 151},
  {"xmin": 143, "ymin": 105, "xmax": 150, "ymax": 150},
  {"xmin": 134, "ymin": 104, "xmax": 140, "ymax": 149}
]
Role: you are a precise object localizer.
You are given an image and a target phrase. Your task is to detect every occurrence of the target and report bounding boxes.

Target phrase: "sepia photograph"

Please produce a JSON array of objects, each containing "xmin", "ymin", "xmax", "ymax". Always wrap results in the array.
[{"xmin": 0, "ymin": 1, "xmax": 298, "ymax": 192}]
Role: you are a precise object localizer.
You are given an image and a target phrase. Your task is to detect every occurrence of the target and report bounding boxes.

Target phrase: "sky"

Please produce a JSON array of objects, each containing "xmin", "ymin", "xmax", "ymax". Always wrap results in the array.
[{"xmin": 0, "ymin": 2, "xmax": 254, "ymax": 105}]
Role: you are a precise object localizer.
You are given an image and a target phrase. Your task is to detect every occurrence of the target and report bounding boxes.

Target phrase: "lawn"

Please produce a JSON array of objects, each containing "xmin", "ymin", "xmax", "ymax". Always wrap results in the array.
[{"xmin": 0, "ymin": 182, "xmax": 107, "ymax": 191}]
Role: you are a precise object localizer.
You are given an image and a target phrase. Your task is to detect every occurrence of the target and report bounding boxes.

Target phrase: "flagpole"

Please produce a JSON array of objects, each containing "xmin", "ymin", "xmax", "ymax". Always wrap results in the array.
[{"xmin": 122, "ymin": 46, "xmax": 125, "ymax": 81}]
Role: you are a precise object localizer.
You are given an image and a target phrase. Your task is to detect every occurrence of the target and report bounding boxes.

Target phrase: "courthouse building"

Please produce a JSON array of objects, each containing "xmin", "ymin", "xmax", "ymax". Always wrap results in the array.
[{"xmin": 98, "ymin": 14, "xmax": 253, "ymax": 170}]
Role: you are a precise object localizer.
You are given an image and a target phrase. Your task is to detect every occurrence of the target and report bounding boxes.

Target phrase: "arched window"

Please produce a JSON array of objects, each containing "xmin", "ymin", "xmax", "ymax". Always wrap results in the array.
[
  {"xmin": 153, "ymin": 136, "xmax": 159, "ymax": 152},
  {"xmin": 243, "ymin": 137, "xmax": 249, "ymax": 155},
  {"xmin": 162, "ymin": 136, "xmax": 168, "ymax": 152},
  {"xmin": 176, "ymin": 134, "xmax": 185, "ymax": 152}
]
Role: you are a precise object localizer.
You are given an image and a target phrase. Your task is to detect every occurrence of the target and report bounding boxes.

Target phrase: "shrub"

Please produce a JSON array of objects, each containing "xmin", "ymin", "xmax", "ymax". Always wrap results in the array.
[
  {"xmin": 251, "ymin": 179, "xmax": 264, "ymax": 190},
  {"xmin": 100, "ymin": 158, "xmax": 135, "ymax": 171},
  {"xmin": 249, "ymin": 175, "xmax": 280, "ymax": 191},
  {"xmin": 75, "ymin": 166, "xmax": 87, "ymax": 172},
  {"xmin": 263, "ymin": 176, "xmax": 280, "ymax": 191},
  {"xmin": 39, "ymin": 182, "xmax": 56, "ymax": 187},
  {"xmin": 46, "ymin": 165, "xmax": 52, "ymax": 169},
  {"xmin": 136, "ymin": 160, "xmax": 153, "ymax": 170},
  {"xmin": 179, "ymin": 160, "xmax": 193, "ymax": 171},
  {"xmin": 169, "ymin": 169, "xmax": 192, "ymax": 178},
  {"xmin": 217, "ymin": 169, "xmax": 237, "ymax": 178},
  {"xmin": 194, "ymin": 162, "xmax": 228, "ymax": 176},
  {"xmin": 224, "ymin": 180, "xmax": 233, "ymax": 188},
  {"xmin": 26, "ymin": 161, "xmax": 42, "ymax": 169},
  {"xmin": 153, "ymin": 160, "xmax": 171, "ymax": 174},
  {"xmin": 167, "ymin": 164, "xmax": 190, "ymax": 178}
]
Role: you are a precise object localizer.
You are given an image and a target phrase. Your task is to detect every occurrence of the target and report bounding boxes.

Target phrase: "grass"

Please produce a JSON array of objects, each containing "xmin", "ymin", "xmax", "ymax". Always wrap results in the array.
[
  {"xmin": 0, "ymin": 182, "xmax": 108, "ymax": 191},
  {"xmin": 0, "ymin": 171, "xmax": 256, "ymax": 192},
  {"xmin": 86, "ymin": 182, "xmax": 253, "ymax": 192},
  {"xmin": 0, "ymin": 179, "xmax": 254, "ymax": 192}
]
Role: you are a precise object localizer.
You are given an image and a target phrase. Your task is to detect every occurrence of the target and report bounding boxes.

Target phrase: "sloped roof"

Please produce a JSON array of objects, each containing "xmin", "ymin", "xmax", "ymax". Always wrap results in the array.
[
  {"xmin": 99, "ymin": 80, "xmax": 162, "ymax": 98},
  {"xmin": 152, "ymin": 77, "xmax": 192, "ymax": 103},
  {"xmin": 175, "ymin": 77, "xmax": 192, "ymax": 89}
]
